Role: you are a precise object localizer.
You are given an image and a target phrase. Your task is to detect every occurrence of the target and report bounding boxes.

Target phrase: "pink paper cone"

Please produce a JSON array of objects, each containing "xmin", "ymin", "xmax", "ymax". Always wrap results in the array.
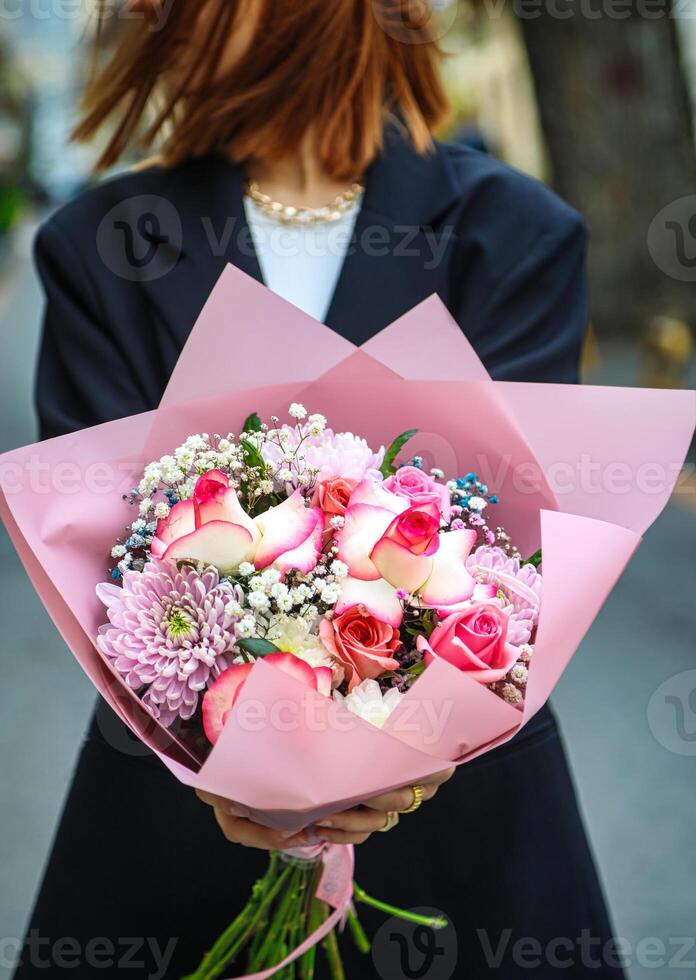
[{"xmin": 0, "ymin": 263, "xmax": 693, "ymax": 828}]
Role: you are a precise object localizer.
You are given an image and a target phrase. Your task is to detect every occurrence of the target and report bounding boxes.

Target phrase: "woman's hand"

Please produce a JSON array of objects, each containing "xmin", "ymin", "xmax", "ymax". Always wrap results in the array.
[
  {"xmin": 196, "ymin": 767, "xmax": 455, "ymax": 850},
  {"xmin": 195, "ymin": 792, "xmax": 312, "ymax": 850},
  {"xmin": 313, "ymin": 768, "xmax": 456, "ymax": 845}
]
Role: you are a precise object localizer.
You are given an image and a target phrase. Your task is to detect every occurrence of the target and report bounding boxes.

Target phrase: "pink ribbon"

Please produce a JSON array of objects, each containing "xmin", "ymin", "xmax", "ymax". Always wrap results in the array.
[{"xmin": 224, "ymin": 844, "xmax": 355, "ymax": 980}]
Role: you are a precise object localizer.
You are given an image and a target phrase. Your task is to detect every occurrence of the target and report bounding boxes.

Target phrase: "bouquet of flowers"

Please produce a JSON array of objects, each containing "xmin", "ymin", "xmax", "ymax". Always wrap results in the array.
[
  {"xmin": 1, "ymin": 266, "xmax": 694, "ymax": 980},
  {"xmin": 97, "ymin": 406, "xmax": 540, "ymax": 977}
]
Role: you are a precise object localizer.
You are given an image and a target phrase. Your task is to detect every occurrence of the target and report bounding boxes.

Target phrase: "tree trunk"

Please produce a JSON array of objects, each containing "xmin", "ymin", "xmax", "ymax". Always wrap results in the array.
[{"xmin": 518, "ymin": 4, "xmax": 696, "ymax": 336}]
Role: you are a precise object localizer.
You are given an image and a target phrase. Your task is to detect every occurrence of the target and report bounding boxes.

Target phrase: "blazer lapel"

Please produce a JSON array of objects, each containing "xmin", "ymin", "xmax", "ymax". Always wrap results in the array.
[
  {"xmin": 325, "ymin": 127, "xmax": 463, "ymax": 345},
  {"xmin": 141, "ymin": 154, "xmax": 264, "ymax": 352}
]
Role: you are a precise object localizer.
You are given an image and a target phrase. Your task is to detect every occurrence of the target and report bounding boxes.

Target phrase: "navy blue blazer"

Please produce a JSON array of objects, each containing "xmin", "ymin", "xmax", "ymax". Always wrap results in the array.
[{"xmin": 34, "ymin": 129, "xmax": 587, "ymax": 440}]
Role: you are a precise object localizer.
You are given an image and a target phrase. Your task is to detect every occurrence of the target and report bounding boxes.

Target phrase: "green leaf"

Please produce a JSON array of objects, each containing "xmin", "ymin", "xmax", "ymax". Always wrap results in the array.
[
  {"xmin": 526, "ymin": 549, "xmax": 542, "ymax": 568},
  {"xmin": 237, "ymin": 638, "xmax": 281, "ymax": 658},
  {"xmin": 405, "ymin": 661, "xmax": 427, "ymax": 677},
  {"xmin": 240, "ymin": 437, "xmax": 267, "ymax": 473},
  {"xmin": 380, "ymin": 429, "xmax": 419, "ymax": 477},
  {"xmin": 242, "ymin": 412, "xmax": 262, "ymax": 433}
]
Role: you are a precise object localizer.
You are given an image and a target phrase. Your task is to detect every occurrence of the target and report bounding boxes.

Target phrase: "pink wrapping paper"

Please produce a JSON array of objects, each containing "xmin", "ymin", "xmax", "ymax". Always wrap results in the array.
[{"xmin": 1, "ymin": 264, "xmax": 694, "ymax": 833}]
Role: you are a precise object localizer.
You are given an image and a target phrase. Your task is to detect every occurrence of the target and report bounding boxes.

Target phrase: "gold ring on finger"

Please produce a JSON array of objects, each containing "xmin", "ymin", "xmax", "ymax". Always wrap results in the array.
[
  {"xmin": 400, "ymin": 784, "xmax": 425, "ymax": 814},
  {"xmin": 379, "ymin": 810, "xmax": 400, "ymax": 833}
]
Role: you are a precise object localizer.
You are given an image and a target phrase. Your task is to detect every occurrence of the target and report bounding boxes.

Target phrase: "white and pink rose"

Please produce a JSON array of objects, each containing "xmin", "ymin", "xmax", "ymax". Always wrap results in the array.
[{"xmin": 150, "ymin": 470, "xmax": 323, "ymax": 576}]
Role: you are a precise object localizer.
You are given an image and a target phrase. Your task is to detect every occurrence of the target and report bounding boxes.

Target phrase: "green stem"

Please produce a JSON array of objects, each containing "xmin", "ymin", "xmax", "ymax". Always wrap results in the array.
[
  {"xmin": 186, "ymin": 859, "xmax": 294, "ymax": 980},
  {"xmin": 352, "ymin": 883, "xmax": 448, "ymax": 930},
  {"xmin": 345, "ymin": 905, "xmax": 371, "ymax": 954},
  {"xmin": 282, "ymin": 868, "xmax": 310, "ymax": 980},
  {"xmin": 297, "ymin": 868, "xmax": 324, "ymax": 980},
  {"xmin": 248, "ymin": 864, "xmax": 303, "ymax": 970},
  {"xmin": 320, "ymin": 925, "xmax": 345, "ymax": 980}
]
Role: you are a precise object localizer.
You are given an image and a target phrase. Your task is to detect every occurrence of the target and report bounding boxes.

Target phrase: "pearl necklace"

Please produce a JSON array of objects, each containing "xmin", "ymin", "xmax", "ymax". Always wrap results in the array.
[{"xmin": 245, "ymin": 180, "xmax": 364, "ymax": 225}]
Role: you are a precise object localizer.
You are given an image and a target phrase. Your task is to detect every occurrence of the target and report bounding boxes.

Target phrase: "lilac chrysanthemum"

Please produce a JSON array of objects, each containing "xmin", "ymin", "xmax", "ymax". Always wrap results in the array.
[
  {"xmin": 97, "ymin": 560, "xmax": 242, "ymax": 726},
  {"xmin": 465, "ymin": 545, "xmax": 542, "ymax": 647},
  {"xmin": 262, "ymin": 425, "xmax": 384, "ymax": 486}
]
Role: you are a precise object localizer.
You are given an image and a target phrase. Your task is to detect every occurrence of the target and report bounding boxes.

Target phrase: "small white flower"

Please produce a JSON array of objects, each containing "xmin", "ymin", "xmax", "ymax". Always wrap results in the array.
[
  {"xmin": 446, "ymin": 480, "xmax": 458, "ymax": 494},
  {"xmin": 218, "ymin": 438, "xmax": 231, "ymax": 452},
  {"xmin": 177, "ymin": 477, "xmax": 197, "ymax": 500},
  {"xmin": 468, "ymin": 496, "xmax": 487, "ymax": 512},
  {"xmin": 275, "ymin": 594, "xmax": 293, "ymax": 612},
  {"xmin": 225, "ymin": 600, "xmax": 245, "ymax": 618},
  {"xmin": 138, "ymin": 477, "xmax": 159, "ymax": 496},
  {"xmin": 297, "ymin": 473, "xmax": 310, "ymax": 487},
  {"xmin": 163, "ymin": 465, "xmax": 186, "ymax": 484},
  {"xmin": 185, "ymin": 435, "xmax": 209, "ymax": 451},
  {"xmin": 111, "ymin": 544, "xmax": 126, "ymax": 559},
  {"xmin": 270, "ymin": 582, "xmax": 289, "ymax": 601},
  {"xmin": 175, "ymin": 447, "xmax": 195, "ymax": 468},
  {"xmin": 290, "ymin": 585, "xmax": 312, "ymax": 605},
  {"xmin": 430, "ymin": 467, "xmax": 445, "ymax": 480},
  {"xmin": 308, "ymin": 413, "xmax": 327, "ymax": 435},
  {"xmin": 138, "ymin": 498, "xmax": 153, "ymax": 516},
  {"xmin": 329, "ymin": 560, "xmax": 348, "ymax": 579},
  {"xmin": 259, "ymin": 480, "xmax": 274, "ymax": 494},
  {"xmin": 265, "ymin": 618, "xmax": 333, "ymax": 667},
  {"xmin": 277, "ymin": 468, "xmax": 293, "ymax": 482},
  {"xmin": 235, "ymin": 617, "xmax": 257, "ymax": 638},
  {"xmin": 320, "ymin": 584, "xmax": 340, "ymax": 605},
  {"xmin": 329, "ymin": 515, "xmax": 345, "ymax": 530},
  {"xmin": 248, "ymin": 591, "xmax": 271, "ymax": 611},
  {"xmin": 117, "ymin": 555, "xmax": 132, "ymax": 573},
  {"xmin": 238, "ymin": 562, "xmax": 256, "ymax": 577},
  {"xmin": 510, "ymin": 664, "xmax": 529, "ymax": 685},
  {"xmin": 261, "ymin": 568, "xmax": 282, "ymax": 587},
  {"xmin": 334, "ymin": 680, "xmax": 403, "ymax": 728},
  {"xmin": 154, "ymin": 502, "xmax": 170, "ymax": 519},
  {"xmin": 249, "ymin": 576, "xmax": 266, "ymax": 593},
  {"xmin": 289, "ymin": 403, "xmax": 307, "ymax": 420}
]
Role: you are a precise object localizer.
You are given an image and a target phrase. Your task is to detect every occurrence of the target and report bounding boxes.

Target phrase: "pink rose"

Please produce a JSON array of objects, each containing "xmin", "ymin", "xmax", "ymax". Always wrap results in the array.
[
  {"xmin": 312, "ymin": 477, "xmax": 358, "ymax": 517},
  {"xmin": 150, "ymin": 469, "xmax": 322, "ymax": 576},
  {"xmin": 202, "ymin": 652, "xmax": 332, "ymax": 744},
  {"xmin": 336, "ymin": 479, "xmax": 476, "ymax": 606},
  {"xmin": 383, "ymin": 465, "xmax": 451, "ymax": 520},
  {"xmin": 319, "ymin": 607, "xmax": 401, "ymax": 690},
  {"xmin": 417, "ymin": 604, "xmax": 518, "ymax": 684}
]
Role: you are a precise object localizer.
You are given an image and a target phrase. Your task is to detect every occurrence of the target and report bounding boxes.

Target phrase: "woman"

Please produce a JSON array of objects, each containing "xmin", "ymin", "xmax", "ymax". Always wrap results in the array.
[{"xmin": 16, "ymin": 1, "xmax": 625, "ymax": 977}]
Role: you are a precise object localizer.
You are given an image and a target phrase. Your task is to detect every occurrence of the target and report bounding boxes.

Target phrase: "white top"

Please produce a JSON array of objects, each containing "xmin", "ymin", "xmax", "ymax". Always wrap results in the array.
[{"xmin": 243, "ymin": 196, "xmax": 361, "ymax": 323}]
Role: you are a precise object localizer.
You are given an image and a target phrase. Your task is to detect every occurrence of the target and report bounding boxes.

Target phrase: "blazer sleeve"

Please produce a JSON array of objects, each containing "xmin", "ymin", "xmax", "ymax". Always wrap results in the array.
[
  {"xmin": 463, "ymin": 210, "xmax": 589, "ymax": 385},
  {"xmin": 34, "ymin": 218, "xmax": 150, "ymax": 440}
]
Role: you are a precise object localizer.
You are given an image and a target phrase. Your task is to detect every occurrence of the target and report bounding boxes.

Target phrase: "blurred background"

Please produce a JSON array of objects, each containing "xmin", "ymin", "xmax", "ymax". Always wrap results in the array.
[{"xmin": 0, "ymin": 2, "xmax": 695, "ymax": 978}]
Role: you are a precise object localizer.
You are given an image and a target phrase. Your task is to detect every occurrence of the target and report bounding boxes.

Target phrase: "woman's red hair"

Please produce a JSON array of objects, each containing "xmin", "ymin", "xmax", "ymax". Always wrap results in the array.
[{"xmin": 75, "ymin": 0, "xmax": 449, "ymax": 179}]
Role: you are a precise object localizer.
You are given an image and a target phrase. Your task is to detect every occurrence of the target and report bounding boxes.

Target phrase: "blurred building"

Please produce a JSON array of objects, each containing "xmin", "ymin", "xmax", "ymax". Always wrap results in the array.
[{"xmin": 2, "ymin": 3, "xmax": 94, "ymax": 202}]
